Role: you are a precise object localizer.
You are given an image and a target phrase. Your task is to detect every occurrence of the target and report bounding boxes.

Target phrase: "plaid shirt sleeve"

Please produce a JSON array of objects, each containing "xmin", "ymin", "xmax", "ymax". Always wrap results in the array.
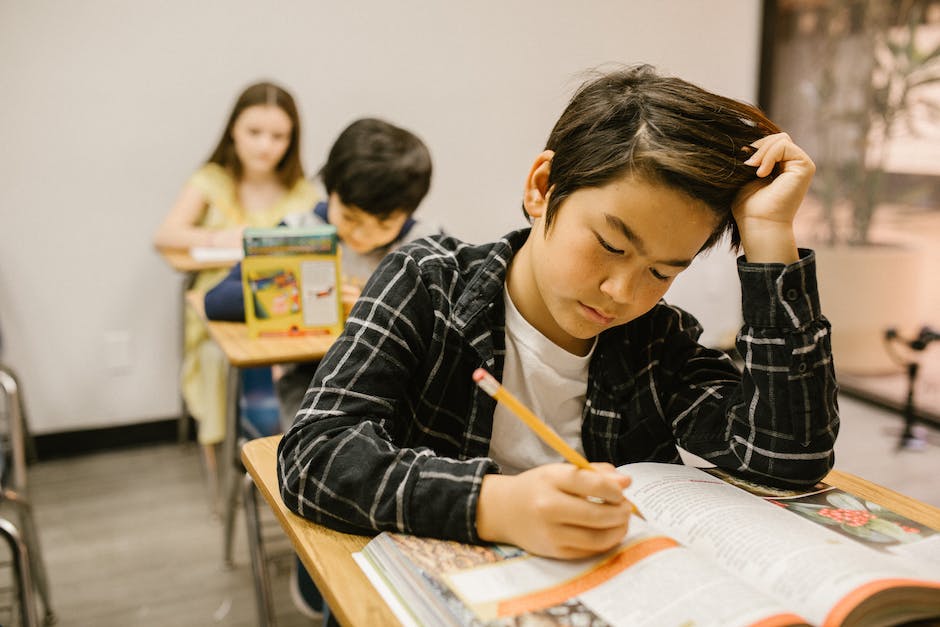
[
  {"xmin": 277, "ymin": 244, "xmax": 497, "ymax": 543},
  {"xmin": 664, "ymin": 249, "xmax": 839, "ymax": 487}
]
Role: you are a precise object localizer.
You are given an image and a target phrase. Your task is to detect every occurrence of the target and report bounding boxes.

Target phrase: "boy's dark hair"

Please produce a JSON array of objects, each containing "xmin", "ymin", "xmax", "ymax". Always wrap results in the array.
[
  {"xmin": 541, "ymin": 64, "xmax": 782, "ymax": 251},
  {"xmin": 320, "ymin": 118, "xmax": 432, "ymax": 219},
  {"xmin": 207, "ymin": 81, "xmax": 305, "ymax": 187}
]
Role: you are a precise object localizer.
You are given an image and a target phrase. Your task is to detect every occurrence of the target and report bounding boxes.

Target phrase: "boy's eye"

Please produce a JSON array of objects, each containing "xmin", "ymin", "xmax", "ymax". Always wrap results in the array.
[
  {"xmin": 650, "ymin": 268, "xmax": 671, "ymax": 282},
  {"xmin": 594, "ymin": 233, "xmax": 623, "ymax": 255}
]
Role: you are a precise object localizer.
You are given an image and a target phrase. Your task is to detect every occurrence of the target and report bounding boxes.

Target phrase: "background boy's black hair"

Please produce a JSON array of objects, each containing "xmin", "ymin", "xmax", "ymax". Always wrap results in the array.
[{"xmin": 320, "ymin": 118, "xmax": 432, "ymax": 219}]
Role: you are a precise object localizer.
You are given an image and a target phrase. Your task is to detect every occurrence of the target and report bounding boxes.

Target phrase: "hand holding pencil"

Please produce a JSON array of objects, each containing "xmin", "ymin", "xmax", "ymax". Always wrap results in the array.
[{"xmin": 473, "ymin": 368, "xmax": 641, "ymax": 559}]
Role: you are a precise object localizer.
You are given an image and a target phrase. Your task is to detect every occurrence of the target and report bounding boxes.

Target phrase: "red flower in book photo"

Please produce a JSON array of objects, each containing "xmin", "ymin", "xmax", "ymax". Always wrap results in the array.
[{"xmin": 774, "ymin": 490, "xmax": 934, "ymax": 549}]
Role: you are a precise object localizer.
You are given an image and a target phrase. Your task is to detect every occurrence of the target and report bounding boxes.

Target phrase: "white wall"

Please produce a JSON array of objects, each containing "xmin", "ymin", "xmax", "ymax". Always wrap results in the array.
[{"xmin": 0, "ymin": 1, "xmax": 762, "ymax": 433}]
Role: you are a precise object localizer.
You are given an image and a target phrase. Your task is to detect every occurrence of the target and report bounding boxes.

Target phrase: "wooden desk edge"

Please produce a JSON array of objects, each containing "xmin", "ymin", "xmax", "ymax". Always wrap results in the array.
[
  {"xmin": 184, "ymin": 290, "xmax": 336, "ymax": 368},
  {"xmin": 825, "ymin": 468, "xmax": 940, "ymax": 530},
  {"xmin": 242, "ymin": 436, "xmax": 399, "ymax": 627}
]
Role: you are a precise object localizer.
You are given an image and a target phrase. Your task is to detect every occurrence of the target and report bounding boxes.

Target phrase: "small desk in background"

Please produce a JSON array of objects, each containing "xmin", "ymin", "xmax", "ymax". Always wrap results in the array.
[
  {"xmin": 184, "ymin": 290, "xmax": 336, "ymax": 566},
  {"xmin": 241, "ymin": 434, "xmax": 940, "ymax": 627},
  {"xmin": 184, "ymin": 290, "xmax": 336, "ymax": 366}
]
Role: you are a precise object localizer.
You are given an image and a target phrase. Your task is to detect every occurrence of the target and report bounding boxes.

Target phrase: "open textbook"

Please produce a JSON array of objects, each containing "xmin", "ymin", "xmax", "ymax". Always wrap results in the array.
[{"xmin": 353, "ymin": 463, "xmax": 940, "ymax": 627}]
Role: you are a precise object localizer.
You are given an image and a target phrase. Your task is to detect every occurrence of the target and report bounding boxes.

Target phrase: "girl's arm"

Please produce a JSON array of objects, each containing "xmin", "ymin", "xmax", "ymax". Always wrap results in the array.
[{"xmin": 152, "ymin": 183, "xmax": 243, "ymax": 249}]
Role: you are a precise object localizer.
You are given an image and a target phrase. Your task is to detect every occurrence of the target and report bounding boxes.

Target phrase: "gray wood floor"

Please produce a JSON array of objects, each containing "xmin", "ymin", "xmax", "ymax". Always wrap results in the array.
[
  {"xmin": 18, "ymin": 443, "xmax": 319, "ymax": 627},
  {"xmin": 6, "ymin": 391, "xmax": 940, "ymax": 627}
]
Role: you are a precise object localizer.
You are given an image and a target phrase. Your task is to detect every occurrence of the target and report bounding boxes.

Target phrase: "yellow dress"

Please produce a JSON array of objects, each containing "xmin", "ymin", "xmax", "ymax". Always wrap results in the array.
[{"xmin": 182, "ymin": 163, "xmax": 317, "ymax": 445}]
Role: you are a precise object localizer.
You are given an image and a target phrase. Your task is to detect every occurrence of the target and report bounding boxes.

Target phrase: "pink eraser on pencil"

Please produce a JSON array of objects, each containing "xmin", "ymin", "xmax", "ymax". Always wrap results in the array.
[{"xmin": 472, "ymin": 368, "xmax": 487, "ymax": 383}]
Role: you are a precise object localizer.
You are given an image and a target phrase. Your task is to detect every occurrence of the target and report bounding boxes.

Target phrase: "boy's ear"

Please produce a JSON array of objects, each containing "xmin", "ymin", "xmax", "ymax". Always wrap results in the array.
[{"xmin": 523, "ymin": 150, "xmax": 554, "ymax": 219}]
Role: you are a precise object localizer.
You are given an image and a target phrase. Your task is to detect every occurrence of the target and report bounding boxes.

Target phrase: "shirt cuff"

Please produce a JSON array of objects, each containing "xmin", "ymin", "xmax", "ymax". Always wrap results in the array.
[{"xmin": 737, "ymin": 248, "xmax": 822, "ymax": 329}]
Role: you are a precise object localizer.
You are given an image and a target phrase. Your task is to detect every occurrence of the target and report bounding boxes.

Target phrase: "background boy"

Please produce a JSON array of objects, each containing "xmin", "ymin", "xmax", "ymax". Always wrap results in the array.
[
  {"xmin": 278, "ymin": 65, "xmax": 839, "ymax": 560},
  {"xmin": 205, "ymin": 116, "xmax": 434, "ymax": 620},
  {"xmin": 205, "ymin": 116, "xmax": 436, "ymax": 427}
]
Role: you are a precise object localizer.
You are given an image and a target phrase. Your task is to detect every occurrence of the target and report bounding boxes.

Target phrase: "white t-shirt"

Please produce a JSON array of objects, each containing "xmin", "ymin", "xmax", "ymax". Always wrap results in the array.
[{"xmin": 487, "ymin": 287, "xmax": 595, "ymax": 475}]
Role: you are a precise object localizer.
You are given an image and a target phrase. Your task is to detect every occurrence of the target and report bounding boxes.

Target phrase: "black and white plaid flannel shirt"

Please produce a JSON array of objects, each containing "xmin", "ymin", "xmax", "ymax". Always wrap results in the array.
[{"xmin": 278, "ymin": 229, "xmax": 839, "ymax": 543}]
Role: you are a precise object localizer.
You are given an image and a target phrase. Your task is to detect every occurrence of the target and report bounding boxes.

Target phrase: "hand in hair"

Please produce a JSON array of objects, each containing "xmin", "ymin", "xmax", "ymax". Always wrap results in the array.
[{"xmin": 733, "ymin": 132, "xmax": 815, "ymax": 264}]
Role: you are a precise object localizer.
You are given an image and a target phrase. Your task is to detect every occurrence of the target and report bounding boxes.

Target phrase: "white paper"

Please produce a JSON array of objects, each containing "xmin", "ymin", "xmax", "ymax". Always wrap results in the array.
[{"xmin": 188, "ymin": 246, "xmax": 243, "ymax": 262}]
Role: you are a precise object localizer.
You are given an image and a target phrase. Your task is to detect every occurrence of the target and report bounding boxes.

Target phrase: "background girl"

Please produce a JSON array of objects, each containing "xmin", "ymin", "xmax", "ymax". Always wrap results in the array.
[{"xmin": 153, "ymin": 81, "xmax": 317, "ymax": 487}]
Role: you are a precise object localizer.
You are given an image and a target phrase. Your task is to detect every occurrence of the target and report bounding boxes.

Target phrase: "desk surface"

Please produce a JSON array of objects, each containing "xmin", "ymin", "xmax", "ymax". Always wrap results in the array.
[
  {"xmin": 242, "ymin": 435, "xmax": 940, "ymax": 627},
  {"xmin": 243, "ymin": 436, "xmax": 398, "ymax": 626},
  {"xmin": 157, "ymin": 246, "xmax": 239, "ymax": 273},
  {"xmin": 185, "ymin": 291, "xmax": 336, "ymax": 367}
]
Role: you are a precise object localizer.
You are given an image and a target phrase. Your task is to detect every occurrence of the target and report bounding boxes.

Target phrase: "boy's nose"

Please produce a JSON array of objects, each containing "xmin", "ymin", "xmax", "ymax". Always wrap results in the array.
[{"xmin": 600, "ymin": 270, "xmax": 637, "ymax": 305}]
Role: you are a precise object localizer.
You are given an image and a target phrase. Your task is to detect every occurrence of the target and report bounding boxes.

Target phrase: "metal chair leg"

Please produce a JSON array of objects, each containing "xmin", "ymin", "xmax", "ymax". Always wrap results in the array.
[
  {"xmin": 177, "ymin": 272, "xmax": 197, "ymax": 444},
  {"xmin": 222, "ymin": 448, "xmax": 243, "ymax": 568},
  {"xmin": 5, "ymin": 490, "xmax": 54, "ymax": 624},
  {"xmin": 0, "ymin": 365, "xmax": 37, "ymax": 465},
  {"xmin": 222, "ymin": 366, "xmax": 241, "ymax": 566},
  {"xmin": 0, "ymin": 517, "xmax": 39, "ymax": 627},
  {"xmin": 243, "ymin": 472, "xmax": 276, "ymax": 627}
]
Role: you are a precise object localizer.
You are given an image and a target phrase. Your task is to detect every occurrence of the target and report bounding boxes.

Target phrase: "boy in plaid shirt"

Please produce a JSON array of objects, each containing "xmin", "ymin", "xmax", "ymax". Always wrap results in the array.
[{"xmin": 279, "ymin": 65, "xmax": 838, "ymax": 560}]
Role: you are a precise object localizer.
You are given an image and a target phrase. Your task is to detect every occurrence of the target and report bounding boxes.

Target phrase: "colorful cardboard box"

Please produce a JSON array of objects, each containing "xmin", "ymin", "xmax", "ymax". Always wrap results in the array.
[{"xmin": 241, "ymin": 225, "xmax": 343, "ymax": 338}]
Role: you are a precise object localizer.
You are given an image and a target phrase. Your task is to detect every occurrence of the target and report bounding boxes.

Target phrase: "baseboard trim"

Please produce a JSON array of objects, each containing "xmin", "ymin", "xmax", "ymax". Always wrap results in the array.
[{"xmin": 34, "ymin": 416, "xmax": 196, "ymax": 460}]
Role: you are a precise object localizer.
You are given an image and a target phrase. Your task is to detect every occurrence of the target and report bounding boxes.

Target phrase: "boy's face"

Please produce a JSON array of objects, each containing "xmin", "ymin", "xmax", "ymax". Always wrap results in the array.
[
  {"xmin": 510, "ymin": 151, "xmax": 719, "ymax": 356},
  {"xmin": 327, "ymin": 192, "xmax": 410, "ymax": 254}
]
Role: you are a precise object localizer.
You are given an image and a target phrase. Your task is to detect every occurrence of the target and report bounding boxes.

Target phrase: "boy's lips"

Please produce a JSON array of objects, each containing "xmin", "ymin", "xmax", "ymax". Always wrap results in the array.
[{"xmin": 579, "ymin": 302, "xmax": 616, "ymax": 325}]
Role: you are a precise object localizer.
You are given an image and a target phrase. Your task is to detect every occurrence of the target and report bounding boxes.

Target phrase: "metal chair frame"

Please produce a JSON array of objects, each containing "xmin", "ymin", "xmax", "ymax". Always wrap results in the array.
[{"xmin": 0, "ymin": 367, "xmax": 55, "ymax": 626}]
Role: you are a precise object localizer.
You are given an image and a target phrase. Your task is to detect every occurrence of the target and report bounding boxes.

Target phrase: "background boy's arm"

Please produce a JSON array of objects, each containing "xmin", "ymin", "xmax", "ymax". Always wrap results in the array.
[{"xmin": 204, "ymin": 262, "xmax": 246, "ymax": 321}]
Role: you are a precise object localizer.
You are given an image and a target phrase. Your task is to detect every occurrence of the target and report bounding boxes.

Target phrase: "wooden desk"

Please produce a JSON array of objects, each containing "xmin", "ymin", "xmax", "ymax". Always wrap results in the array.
[
  {"xmin": 242, "ymin": 434, "xmax": 940, "ymax": 627},
  {"xmin": 243, "ymin": 435, "xmax": 399, "ymax": 626},
  {"xmin": 185, "ymin": 291, "xmax": 336, "ymax": 367}
]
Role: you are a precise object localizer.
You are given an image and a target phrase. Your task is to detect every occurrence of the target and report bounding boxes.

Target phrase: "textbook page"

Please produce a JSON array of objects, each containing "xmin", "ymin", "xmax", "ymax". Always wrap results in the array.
[
  {"xmin": 621, "ymin": 463, "xmax": 940, "ymax": 626},
  {"xmin": 360, "ymin": 528, "xmax": 806, "ymax": 627},
  {"xmin": 441, "ymin": 521, "xmax": 805, "ymax": 627}
]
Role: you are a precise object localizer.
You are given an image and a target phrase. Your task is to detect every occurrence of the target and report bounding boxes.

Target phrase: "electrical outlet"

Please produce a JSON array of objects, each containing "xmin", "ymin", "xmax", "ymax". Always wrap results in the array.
[{"xmin": 104, "ymin": 330, "xmax": 133, "ymax": 373}]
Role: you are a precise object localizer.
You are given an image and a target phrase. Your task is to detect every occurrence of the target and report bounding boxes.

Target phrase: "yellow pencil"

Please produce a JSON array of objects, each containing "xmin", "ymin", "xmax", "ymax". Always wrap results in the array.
[
  {"xmin": 473, "ymin": 367, "xmax": 593, "ymax": 470},
  {"xmin": 473, "ymin": 367, "xmax": 644, "ymax": 518}
]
